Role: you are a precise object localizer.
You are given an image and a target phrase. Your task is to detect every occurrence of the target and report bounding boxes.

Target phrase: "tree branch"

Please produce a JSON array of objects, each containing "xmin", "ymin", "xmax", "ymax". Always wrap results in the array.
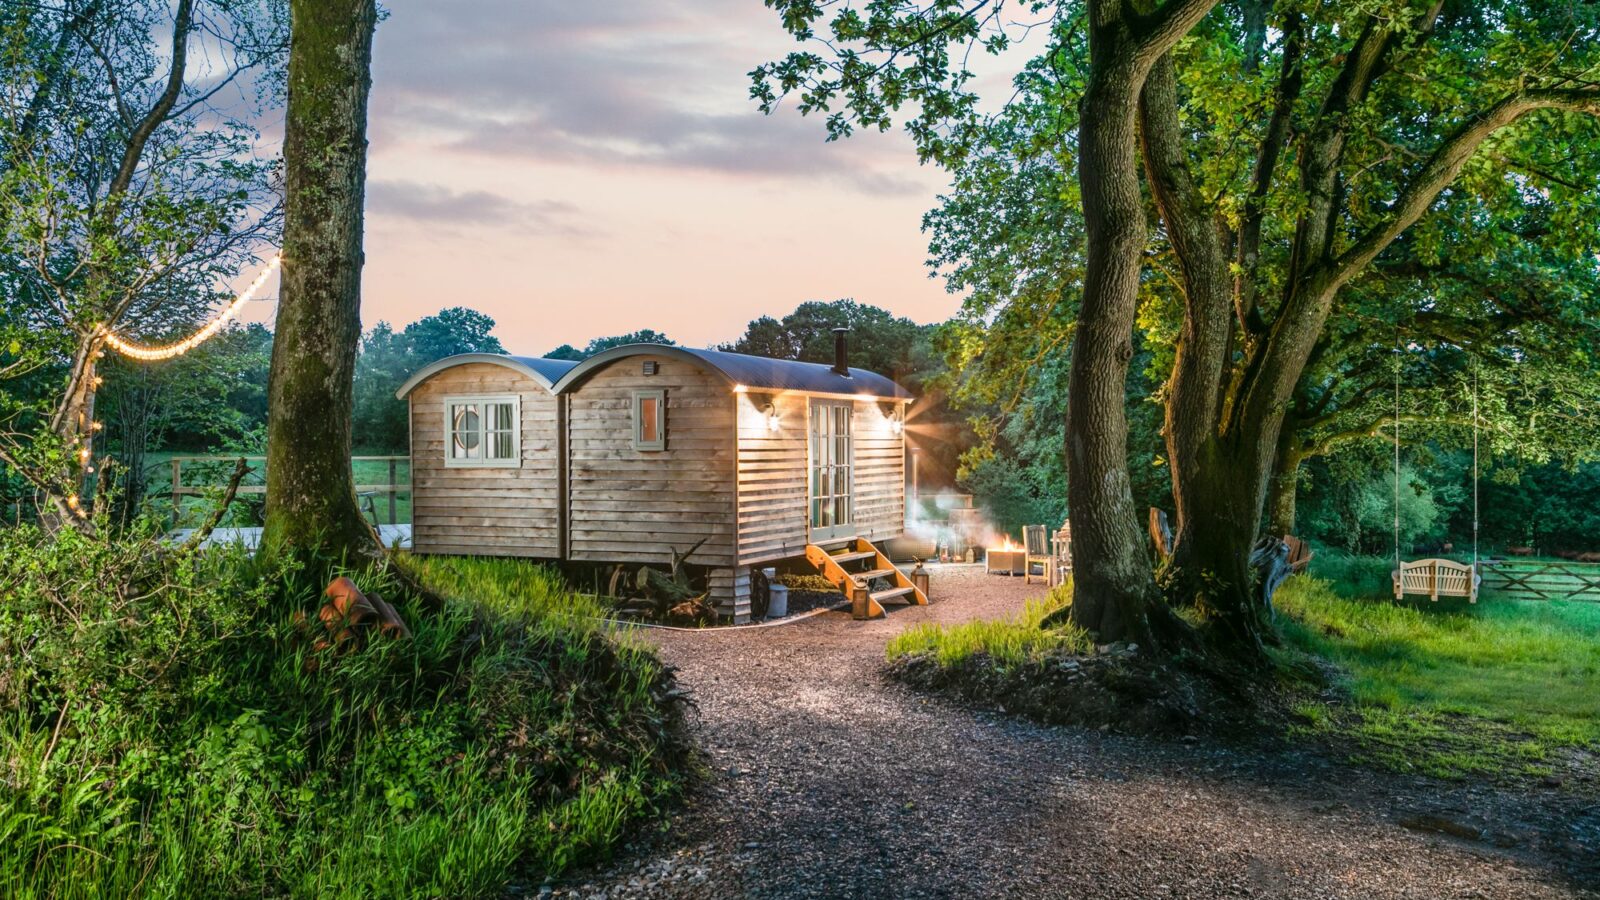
[
  {"xmin": 106, "ymin": 0, "xmax": 195, "ymax": 201},
  {"xmin": 1131, "ymin": 0, "xmax": 1223, "ymax": 66},
  {"xmin": 1283, "ymin": 1, "xmax": 1446, "ymax": 302},
  {"xmin": 1139, "ymin": 54, "xmax": 1234, "ymax": 432},
  {"xmin": 1305, "ymin": 412, "xmax": 1477, "ymax": 460},
  {"xmin": 1328, "ymin": 88, "xmax": 1600, "ymax": 292},
  {"xmin": 79, "ymin": 27, "xmax": 135, "ymax": 130},
  {"xmin": 10, "ymin": 0, "xmax": 108, "ymax": 158},
  {"xmin": 181, "ymin": 456, "xmax": 250, "ymax": 551},
  {"xmin": 1234, "ymin": 10, "xmax": 1303, "ymax": 335}
]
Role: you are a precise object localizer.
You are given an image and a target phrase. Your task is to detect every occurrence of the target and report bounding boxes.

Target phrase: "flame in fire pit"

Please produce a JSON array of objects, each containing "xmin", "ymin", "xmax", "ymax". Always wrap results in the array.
[{"xmin": 990, "ymin": 535, "xmax": 1020, "ymax": 553}]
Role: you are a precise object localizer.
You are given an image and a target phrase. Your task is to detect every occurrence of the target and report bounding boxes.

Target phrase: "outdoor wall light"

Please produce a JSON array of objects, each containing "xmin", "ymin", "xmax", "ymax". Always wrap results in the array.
[
  {"xmin": 889, "ymin": 407, "xmax": 904, "ymax": 435},
  {"xmin": 762, "ymin": 402, "xmax": 781, "ymax": 432}
]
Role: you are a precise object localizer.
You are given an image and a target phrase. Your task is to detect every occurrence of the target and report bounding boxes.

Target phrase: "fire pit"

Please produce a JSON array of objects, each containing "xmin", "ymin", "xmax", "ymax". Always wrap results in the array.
[{"xmin": 986, "ymin": 542, "xmax": 1025, "ymax": 576}]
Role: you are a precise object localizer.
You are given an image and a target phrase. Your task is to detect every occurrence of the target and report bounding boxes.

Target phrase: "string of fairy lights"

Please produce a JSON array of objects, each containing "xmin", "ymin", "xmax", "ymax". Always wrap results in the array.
[
  {"xmin": 99, "ymin": 254, "xmax": 282, "ymax": 360},
  {"xmin": 65, "ymin": 254, "xmax": 281, "ymax": 517}
]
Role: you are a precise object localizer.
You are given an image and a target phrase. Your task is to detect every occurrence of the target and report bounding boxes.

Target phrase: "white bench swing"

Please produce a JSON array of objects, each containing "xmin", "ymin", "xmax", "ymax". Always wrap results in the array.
[
  {"xmin": 1390, "ymin": 355, "xmax": 1482, "ymax": 603},
  {"xmin": 1393, "ymin": 558, "xmax": 1478, "ymax": 602}
]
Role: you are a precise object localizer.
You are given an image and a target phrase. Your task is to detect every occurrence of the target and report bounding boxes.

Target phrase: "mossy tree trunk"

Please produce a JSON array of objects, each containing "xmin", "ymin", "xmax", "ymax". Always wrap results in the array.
[
  {"xmin": 261, "ymin": 0, "xmax": 380, "ymax": 561},
  {"xmin": 1265, "ymin": 434, "xmax": 1303, "ymax": 539}
]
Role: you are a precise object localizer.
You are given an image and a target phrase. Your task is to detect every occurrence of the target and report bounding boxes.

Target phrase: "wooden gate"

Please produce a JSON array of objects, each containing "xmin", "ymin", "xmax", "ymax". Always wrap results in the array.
[{"xmin": 1478, "ymin": 561, "xmax": 1600, "ymax": 601}]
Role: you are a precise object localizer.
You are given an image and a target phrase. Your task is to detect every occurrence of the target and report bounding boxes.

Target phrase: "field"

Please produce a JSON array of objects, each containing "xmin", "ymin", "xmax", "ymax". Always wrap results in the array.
[
  {"xmin": 1276, "ymin": 570, "xmax": 1600, "ymax": 783},
  {"xmin": 1314, "ymin": 550, "xmax": 1600, "ymax": 603}
]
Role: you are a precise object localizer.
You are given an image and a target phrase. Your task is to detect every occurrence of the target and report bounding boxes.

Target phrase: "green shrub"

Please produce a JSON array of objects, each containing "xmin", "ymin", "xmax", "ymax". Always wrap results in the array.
[
  {"xmin": 887, "ymin": 582, "xmax": 1090, "ymax": 668},
  {"xmin": 1299, "ymin": 458, "xmax": 1451, "ymax": 555},
  {"xmin": 1308, "ymin": 550, "xmax": 1397, "ymax": 599},
  {"xmin": 0, "ymin": 525, "xmax": 686, "ymax": 898}
]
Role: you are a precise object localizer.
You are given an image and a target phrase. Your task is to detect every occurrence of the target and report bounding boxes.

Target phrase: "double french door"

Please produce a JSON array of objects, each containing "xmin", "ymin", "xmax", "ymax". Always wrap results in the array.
[{"xmin": 808, "ymin": 401, "xmax": 855, "ymax": 542}]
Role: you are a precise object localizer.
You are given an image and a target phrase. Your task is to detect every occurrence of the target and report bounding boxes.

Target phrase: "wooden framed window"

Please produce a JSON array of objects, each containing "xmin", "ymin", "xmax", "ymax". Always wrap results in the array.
[
  {"xmin": 633, "ymin": 389, "xmax": 665, "ymax": 451},
  {"xmin": 444, "ymin": 395, "xmax": 520, "ymax": 467},
  {"xmin": 808, "ymin": 400, "xmax": 854, "ymax": 540}
]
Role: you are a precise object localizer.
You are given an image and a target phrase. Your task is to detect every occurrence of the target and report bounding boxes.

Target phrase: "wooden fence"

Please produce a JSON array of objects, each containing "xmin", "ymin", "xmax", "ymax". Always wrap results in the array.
[
  {"xmin": 1478, "ymin": 560, "xmax": 1600, "ymax": 602},
  {"xmin": 167, "ymin": 455, "xmax": 410, "ymax": 525}
]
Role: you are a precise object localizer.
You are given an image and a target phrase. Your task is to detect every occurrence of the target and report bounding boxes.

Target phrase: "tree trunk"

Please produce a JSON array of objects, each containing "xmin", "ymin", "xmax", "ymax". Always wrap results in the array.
[
  {"xmin": 261, "ymin": 0, "xmax": 380, "ymax": 561},
  {"xmin": 1063, "ymin": 35, "xmax": 1165, "ymax": 645},
  {"xmin": 43, "ymin": 337, "xmax": 102, "ymax": 528},
  {"xmin": 1163, "ymin": 452, "xmax": 1272, "ymax": 660},
  {"xmin": 1062, "ymin": 0, "xmax": 1223, "ymax": 650},
  {"xmin": 1162, "ymin": 319, "xmax": 1320, "ymax": 664}
]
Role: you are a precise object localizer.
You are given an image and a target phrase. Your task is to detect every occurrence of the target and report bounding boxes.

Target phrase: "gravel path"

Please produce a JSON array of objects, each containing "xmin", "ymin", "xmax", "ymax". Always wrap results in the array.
[{"xmin": 548, "ymin": 566, "xmax": 1599, "ymax": 899}]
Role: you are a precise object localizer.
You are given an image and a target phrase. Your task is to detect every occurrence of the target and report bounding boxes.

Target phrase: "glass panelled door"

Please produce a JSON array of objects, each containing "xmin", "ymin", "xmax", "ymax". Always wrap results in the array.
[{"xmin": 809, "ymin": 401, "xmax": 855, "ymax": 541}]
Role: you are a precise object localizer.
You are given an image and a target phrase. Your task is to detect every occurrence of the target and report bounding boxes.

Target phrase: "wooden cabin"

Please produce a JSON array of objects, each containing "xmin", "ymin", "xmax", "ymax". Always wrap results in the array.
[{"xmin": 395, "ymin": 338, "xmax": 921, "ymax": 622}]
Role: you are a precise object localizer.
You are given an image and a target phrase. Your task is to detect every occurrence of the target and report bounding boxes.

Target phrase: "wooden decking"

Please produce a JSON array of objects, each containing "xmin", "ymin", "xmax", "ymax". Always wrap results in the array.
[{"xmin": 168, "ymin": 524, "xmax": 413, "ymax": 550}]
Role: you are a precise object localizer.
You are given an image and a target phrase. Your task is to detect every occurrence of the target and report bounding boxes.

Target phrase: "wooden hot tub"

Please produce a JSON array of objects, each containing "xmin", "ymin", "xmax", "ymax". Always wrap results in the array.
[{"xmin": 986, "ymin": 547, "xmax": 1025, "ymax": 576}]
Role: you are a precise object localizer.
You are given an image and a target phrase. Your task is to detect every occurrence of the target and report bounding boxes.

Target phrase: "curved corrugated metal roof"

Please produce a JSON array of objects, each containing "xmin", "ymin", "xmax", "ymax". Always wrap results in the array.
[
  {"xmin": 398, "ymin": 345, "xmax": 912, "ymax": 401},
  {"xmin": 394, "ymin": 352, "xmax": 578, "ymax": 398},
  {"xmin": 551, "ymin": 344, "xmax": 912, "ymax": 399}
]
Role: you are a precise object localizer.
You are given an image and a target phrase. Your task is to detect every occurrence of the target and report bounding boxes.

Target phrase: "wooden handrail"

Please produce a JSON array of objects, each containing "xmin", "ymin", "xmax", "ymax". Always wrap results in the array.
[
  {"xmin": 167, "ymin": 454, "xmax": 410, "ymax": 525},
  {"xmin": 163, "ymin": 454, "xmax": 406, "ymax": 462}
]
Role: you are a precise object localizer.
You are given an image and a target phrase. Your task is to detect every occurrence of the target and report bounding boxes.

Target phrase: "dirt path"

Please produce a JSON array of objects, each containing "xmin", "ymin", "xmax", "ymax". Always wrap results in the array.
[{"xmin": 546, "ymin": 567, "xmax": 1598, "ymax": 899}]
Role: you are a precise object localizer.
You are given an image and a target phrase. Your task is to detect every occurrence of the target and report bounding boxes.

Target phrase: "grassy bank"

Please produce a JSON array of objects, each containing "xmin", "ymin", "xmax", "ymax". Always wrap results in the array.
[
  {"xmin": 0, "ymin": 527, "xmax": 687, "ymax": 898},
  {"xmin": 884, "ymin": 567, "xmax": 1600, "ymax": 785},
  {"xmin": 887, "ymin": 588, "xmax": 1089, "ymax": 667},
  {"xmin": 1275, "ymin": 576, "xmax": 1600, "ymax": 782}
]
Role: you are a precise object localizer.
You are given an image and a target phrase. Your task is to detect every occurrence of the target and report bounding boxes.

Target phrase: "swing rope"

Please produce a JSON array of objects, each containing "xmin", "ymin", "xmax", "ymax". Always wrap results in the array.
[
  {"xmin": 1472, "ymin": 360, "xmax": 1479, "ymax": 572},
  {"xmin": 1392, "ymin": 337, "xmax": 1483, "ymax": 574},
  {"xmin": 1393, "ymin": 335, "xmax": 1402, "ymax": 575},
  {"xmin": 1390, "ymin": 338, "xmax": 1485, "ymax": 603}
]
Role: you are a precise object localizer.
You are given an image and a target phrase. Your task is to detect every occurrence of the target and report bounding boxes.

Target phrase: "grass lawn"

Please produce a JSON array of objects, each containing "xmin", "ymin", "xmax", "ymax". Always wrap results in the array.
[
  {"xmin": 1276, "ymin": 575, "xmax": 1600, "ymax": 783},
  {"xmin": 139, "ymin": 450, "xmax": 413, "ymax": 527},
  {"xmin": 884, "ymin": 560, "xmax": 1600, "ymax": 788}
]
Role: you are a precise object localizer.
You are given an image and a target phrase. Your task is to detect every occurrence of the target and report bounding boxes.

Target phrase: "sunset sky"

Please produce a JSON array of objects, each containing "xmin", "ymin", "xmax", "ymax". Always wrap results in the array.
[{"xmin": 247, "ymin": 1, "xmax": 983, "ymax": 353}]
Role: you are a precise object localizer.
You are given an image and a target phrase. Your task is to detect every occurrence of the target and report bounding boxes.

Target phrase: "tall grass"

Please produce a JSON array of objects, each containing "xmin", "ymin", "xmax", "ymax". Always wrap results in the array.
[
  {"xmin": 887, "ymin": 584, "xmax": 1091, "ymax": 668},
  {"xmin": 397, "ymin": 552, "xmax": 604, "ymax": 624},
  {"xmin": 0, "ymin": 527, "xmax": 686, "ymax": 898}
]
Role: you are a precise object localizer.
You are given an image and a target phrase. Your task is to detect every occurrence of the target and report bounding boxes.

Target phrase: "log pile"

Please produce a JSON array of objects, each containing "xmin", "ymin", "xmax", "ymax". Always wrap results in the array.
[
  {"xmin": 293, "ymin": 576, "xmax": 411, "ymax": 667},
  {"xmin": 605, "ymin": 537, "xmax": 719, "ymax": 626}
]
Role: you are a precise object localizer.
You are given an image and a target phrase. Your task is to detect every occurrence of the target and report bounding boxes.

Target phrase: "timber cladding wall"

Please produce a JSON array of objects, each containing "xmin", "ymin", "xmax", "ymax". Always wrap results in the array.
[
  {"xmin": 565, "ymin": 354, "xmax": 738, "ymax": 570},
  {"xmin": 735, "ymin": 393, "xmax": 907, "ymax": 564},
  {"xmin": 736, "ymin": 391, "xmax": 809, "ymax": 565},
  {"xmin": 408, "ymin": 363, "xmax": 560, "ymax": 557},
  {"xmin": 852, "ymin": 399, "xmax": 906, "ymax": 542}
]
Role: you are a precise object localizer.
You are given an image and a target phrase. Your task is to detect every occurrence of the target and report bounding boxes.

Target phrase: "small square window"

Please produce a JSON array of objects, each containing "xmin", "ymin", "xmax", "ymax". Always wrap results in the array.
[
  {"xmin": 444, "ymin": 395, "xmax": 520, "ymax": 467},
  {"xmin": 633, "ymin": 390, "xmax": 665, "ymax": 450}
]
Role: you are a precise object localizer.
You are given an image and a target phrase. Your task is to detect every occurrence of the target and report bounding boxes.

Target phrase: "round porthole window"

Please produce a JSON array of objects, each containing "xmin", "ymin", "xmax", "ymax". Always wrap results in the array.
[{"xmin": 453, "ymin": 405, "xmax": 481, "ymax": 456}]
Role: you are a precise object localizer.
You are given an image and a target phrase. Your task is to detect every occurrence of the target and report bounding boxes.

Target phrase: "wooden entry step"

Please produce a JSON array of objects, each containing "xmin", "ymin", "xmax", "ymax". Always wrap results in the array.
[
  {"xmin": 804, "ymin": 538, "xmax": 929, "ymax": 619},
  {"xmin": 852, "ymin": 568, "xmax": 898, "ymax": 584},
  {"xmin": 871, "ymin": 586, "xmax": 917, "ymax": 604}
]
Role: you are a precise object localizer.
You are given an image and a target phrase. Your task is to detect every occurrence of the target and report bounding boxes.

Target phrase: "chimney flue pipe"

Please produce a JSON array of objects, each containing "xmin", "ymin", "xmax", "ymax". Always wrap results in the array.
[{"xmin": 832, "ymin": 327, "xmax": 850, "ymax": 376}]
